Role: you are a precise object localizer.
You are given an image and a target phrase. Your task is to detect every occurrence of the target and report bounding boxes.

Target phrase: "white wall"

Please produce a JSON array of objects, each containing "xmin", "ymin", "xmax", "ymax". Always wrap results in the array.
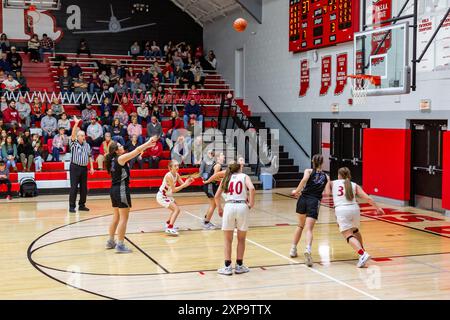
[{"xmin": 204, "ymin": 0, "xmax": 450, "ymax": 169}]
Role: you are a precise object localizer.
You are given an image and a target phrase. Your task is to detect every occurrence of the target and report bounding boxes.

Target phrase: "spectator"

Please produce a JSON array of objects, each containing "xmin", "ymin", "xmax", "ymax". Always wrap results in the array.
[
  {"xmin": 149, "ymin": 61, "xmax": 162, "ymax": 76},
  {"xmin": 193, "ymin": 65, "xmax": 205, "ymax": 88},
  {"xmin": 0, "ymin": 129, "xmax": 7, "ymax": 147},
  {"xmin": 7, "ymin": 46, "xmax": 22, "ymax": 72},
  {"xmin": 0, "ymin": 96, "xmax": 8, "ymax": 112},
  {"xmin": 162, "ymin": 62, "xmax": 175, "ymax": 83},
  {"xmin": 68, "ymin": 60, "xmax": 83, "ymax": 79},
  {"xmin": 137, "ymin": 102, "xmax": 150, "ymax": 125},
  {"xmin": 0, "ymin": 160, "xmax": 12, "ymax": 200},
  {"xmin": 16, "ymin": 96, "xmax": 31, "ymax": 128},
  {"xmin": 17, "ymin": 134, "xmax": 34, "ymax": 172},
  {"xmin": 114, "ymin": 77, "xmax": 128, "ymax": 95},
  {"xmin": 150, "ymin": 103, "xmax": 162, "ymax": 122},
  {"xmin": 0, "ymin": 34, "xmax": 10, "ymax": 52},
  {"xmin": 114, "ymin": 61, "xmax": 126, "ymax": 78},
  {"xmin": 113, "ymin": 104, "xmax": 129, "ymax": 126},
  {"xmin": 77, "ymin": 39, "xmax": 91, "ymax": 57},
  {"xmin": 1, "ymin": 135, "xmax": 18, "ymax": 171},
  {"xmin": 27, "ymin": 34, "xmax": 40, "ymax": 63},
  {"xmin": 2, "ymin": 73, "xmax": 21, "ymax": 92},
  {"xmin": 109, "ymin": 67, "xmax": 120, "ymax": 86},
  {"xmin": 100, "ymin": 97, "xmax": 112, "ymax": 116},
  {"xmin": 126, "ymin": 134, "xmax": 144, "ymax": 169},
  {"xmin": 179, "ymin": 65, "xmax": 194, "ymax": 89},
  {"xmin": 121, "ymin": 96, "xmax": 136, "ymax": 116},
  {"xmin": 139, "ymin": 67, "xmax": 151, "ymax": 88},
  {"xmin": 30, "ymin": 97, "xmax": 44, "ymax": 127},
  {"xmin": 0, "ymin": 119, "xmax": 5, "ymax": 132},
  {"xmin": 41, "ymin": 109, "xmax": 58, "ymax": 143},
  {"xmin": 173, "ymin": 51, "xmax": 184, "ymax": 69},
  {"xmin": 89, "ymin": 72, "xmax": 102, "ymax": 94},
  {"xmin": 14, "ymin": 71, "xmax": 28, "ymax": 92},
  {"xmin": 172, "ymin": 135, "xmax": 189, "ymax": 166},
  {"xmin": 146, "ymin": 136, "xmax": 163, "ymax": 169},
  {"xmin": 96, "ymin": 57, "xmax": 110, "ymax": 75},
  {"xmin": 86, "ymin": 117, "xmax": 103, "ymax": 148},
  {"xmin": 100, "ymin": 82, "xmax": 112, "ymax": 99},
  {"xmin": 3, "ymin": 101, "xmax": 21, "ymax": 129},
  {"xmin": 96, "ymin": 132, "xmax": 112, "ymax": 170},
  {"xmin": 146, "ymin": 116, "xmax": 164, "ymax": 143},
  {"xmin": 59, "ymin": 69, "xmax": 73, "ymax": 93},
  {"xmin": 98, "ymin": 70, "xmax": 110, "ymax": 85},
  {"xmin": 130, "ymin": 41, "xmax": 140, "ymax": 60},
  {"xmin": 100, "ymin": 110, "xmax": 113, "ymax": 133},
  {"xmin": 81, "ymin": 104, "xmax": 97, "ymax": 131},
  {"xmin": 31, "ymin": 134, "xmax": 44, "ymax": 171},
  {"xmin": 164, "ymin": 41, "xmax": 173, "ymax": 57},
  {"xmin": 58, "ymin": 112, "xmax": 71, "ymax": 135},
  {"xmin": 127, "ymin": 116, "xmax": 143, "ymax": 144},
  {"xmin": 206, "ymin": 50, "xmax": 217, "ymax": 70},
  {"xmin": 8, "ymin": 122, "xmax": 24, "ymax": 141},
  {"xmin": 187, "ymin": 84, "xmax": 201, "ymax": 104},
  {"xmin": 195, "ymin": 46, "xmax": 203, "ymax": 60},
  {"xmin": 50, "ymin": 98, "xmax": 65, "ymax": 119},
  {"xmin": 151, "ymin": 41, "xmax": 163, "ymax": 60},
  {"xmin": 143, "ymin": 41, "xmax": 152, "ymax": 60},
  {"xmin": 56, "ymin": 60, "xmax": 68, "ymax": 77},
  {"xmin": 51, "ymin": 127, "xmax": 68, "ymax": 162},
  {"xmin": 165, "ymin": 110, "xmax": 184, "ymax": 147},
  {"xmin": 125, "ymin": 67, "xmax": 138, "ymax": 84},
  {"xmin": 130, "ymin": 77, "xmax": 146, "ymax": 95},
  {"xmin": 73, "ymin": 73, "xmax": 88, "ymax": 95},
  {"xmin": 183, "ymin": 99, "xmax": 203, "ymax": 128},
  {"xmin": 39, "ymin": 34, "xmax": 54, "ymax": 62},
  {"xmin": 0, "ymin": 70, "xmax": 7, "ymax": 89},
  {"xmin": 0, "ymin": 53, "xmax": 12, "ymax": 74},
  {"xmin": 111, "ymin": 118, "xmax": 126, "ymax": 145}
]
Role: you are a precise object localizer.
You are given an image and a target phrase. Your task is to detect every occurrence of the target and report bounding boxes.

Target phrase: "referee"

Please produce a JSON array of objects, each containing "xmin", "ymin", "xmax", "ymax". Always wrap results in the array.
[{"xmin": 69, "ymin": 116, "xmax": 95, "ymax": 213}]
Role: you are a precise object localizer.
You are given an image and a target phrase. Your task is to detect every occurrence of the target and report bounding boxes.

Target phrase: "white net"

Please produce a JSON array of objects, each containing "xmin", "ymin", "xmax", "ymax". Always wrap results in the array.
[{"xmin": 350, "ymin": 77, "xmax": 370, "ymax": 105}]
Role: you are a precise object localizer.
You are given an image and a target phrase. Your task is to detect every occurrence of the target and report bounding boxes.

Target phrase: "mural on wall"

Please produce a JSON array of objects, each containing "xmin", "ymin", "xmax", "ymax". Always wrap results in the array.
[{"xmin": 0, "ymin": 0, "xmax": 203, "ymax": 54}]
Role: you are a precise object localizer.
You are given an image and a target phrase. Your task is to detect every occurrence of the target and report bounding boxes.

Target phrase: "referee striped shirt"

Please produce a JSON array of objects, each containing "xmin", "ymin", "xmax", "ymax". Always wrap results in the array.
[{"xmin": 70, "ymin": 139, "xmax": 92, "ymax": 166}]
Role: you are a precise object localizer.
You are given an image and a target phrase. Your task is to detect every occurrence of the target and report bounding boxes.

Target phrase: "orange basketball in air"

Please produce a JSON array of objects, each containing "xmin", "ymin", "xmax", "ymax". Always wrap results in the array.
[{"xmin": 233, "ymin": 18, "xmax": 248, "ymax": 32}]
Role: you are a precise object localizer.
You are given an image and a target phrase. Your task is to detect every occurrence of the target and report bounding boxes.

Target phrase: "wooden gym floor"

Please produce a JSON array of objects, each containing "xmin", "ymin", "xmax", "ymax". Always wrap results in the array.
[{"xmin": 1, "ymin": 189, "xmax": 449, "ymax": 300}]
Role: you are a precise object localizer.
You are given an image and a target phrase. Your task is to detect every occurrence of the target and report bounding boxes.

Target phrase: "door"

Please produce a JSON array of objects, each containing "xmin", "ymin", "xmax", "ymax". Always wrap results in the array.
[
  {"xmin": 411, "ymin": 120, "xmax": 447, "ymax": 213},
  {"xmin": 235, "ymin": 48, "xmax": 244, "ymax": 98},
  {"xmin": 329, "ymin": 119, "xmax": 370, "ymax": 185},
  {"xmin": 312, "ymin": 120, "xmax": 331, "ymax": 173}
]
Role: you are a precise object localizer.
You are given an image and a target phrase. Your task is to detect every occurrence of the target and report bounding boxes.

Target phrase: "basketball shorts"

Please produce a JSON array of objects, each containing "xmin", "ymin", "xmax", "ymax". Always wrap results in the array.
[
  {"xmin": 335, "ymin": 204, "xmax": 361, "ymax": 232},
  {"xmin": 222, "ymin": 202, "xmax": 249, "ymax": 232},
  {"xmin": 110, "ymin": 185, "xmax": 132, "ymax": 209},
  {"xmin": 156, "ymin": 191, "xmax": 175, "ymax": 208},
  {"xmin": 203, "ymin": 182, "xmax": 218, "ymax": 199},
  {"xmin": 296, "ymin": 195, "xmax": 320, "ymax": 220}
]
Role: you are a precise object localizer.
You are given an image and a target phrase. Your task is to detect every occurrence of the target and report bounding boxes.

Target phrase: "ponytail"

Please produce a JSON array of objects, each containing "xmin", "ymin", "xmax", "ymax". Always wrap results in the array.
[
  {"xmin": 338, "ymin": 167, "xmax": 354, "ymax": 201},
  {"xmin": 221, "ymin": 163, "xmax": 241, "ymax": 193},
  {"xmin": 105, "ymin": 141, "xmax": 119, "ymax": 174},
  {"xmin": 105, "ymin": 153, "xmax": 114, "ymax": 174},
  {"xmin": 312, "ymin": 154, "xmax": 323, "ymax": 170}
]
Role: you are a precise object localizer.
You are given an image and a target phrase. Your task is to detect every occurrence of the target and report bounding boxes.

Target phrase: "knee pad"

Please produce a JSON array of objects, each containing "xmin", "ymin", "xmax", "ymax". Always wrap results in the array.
[
  {"xmin": 353, "ymin": 229, "xmax": 359, "ymax": 234},
  {"xmin": 346, "ymin": 235, "xmax": 355, "ymax": 243}
]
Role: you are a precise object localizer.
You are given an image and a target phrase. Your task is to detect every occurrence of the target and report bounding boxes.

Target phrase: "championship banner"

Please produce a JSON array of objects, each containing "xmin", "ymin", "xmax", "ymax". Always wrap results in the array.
[
  {"xmin": 320, "ymin": 55, "xmax": 332, "ymax": 96},
  {"xmin": 436, "ymin": 13, "xmax": 450, "ymax": 70},
  {"xmin": 371, "ymin": 0, "xmax": 392, "ymax": 65},
  {"xmin": 299, "ymin": 59, "xmax": 309, "ymax": 97},
  {"xmin": 417, "ymin": 16, "xmax": 435, "ymax": 71},
  {"xmin": 334, "ymin": 53, "xmax": 348, "ymax": 95}
]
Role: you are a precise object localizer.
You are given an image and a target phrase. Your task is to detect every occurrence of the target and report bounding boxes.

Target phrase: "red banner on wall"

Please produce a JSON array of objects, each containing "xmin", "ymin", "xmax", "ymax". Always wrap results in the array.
[
  {"xmin": 299, "ymin": 59, "xmax": 309, "ymax": 97},
  {"xmin": 334, "ymin": 53, "xmax": 348, "ymax": 95},
  {"xmin": 371, "ymin": 0, "xmax": 392, "ymax": 65},
  {"xmin": 320, "ymin": 55, "xmax": 332, "ymax": 96}
]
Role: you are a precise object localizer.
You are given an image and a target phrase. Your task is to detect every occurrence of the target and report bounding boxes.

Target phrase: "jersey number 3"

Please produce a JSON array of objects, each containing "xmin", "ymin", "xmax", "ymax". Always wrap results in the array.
[
  {"xmin": 228, "ymin": 181, "xmax": 243, "ymax": 195},
  {"xmin": 337, "ymin": 186, "xmax": 344, "ymax": 196}
]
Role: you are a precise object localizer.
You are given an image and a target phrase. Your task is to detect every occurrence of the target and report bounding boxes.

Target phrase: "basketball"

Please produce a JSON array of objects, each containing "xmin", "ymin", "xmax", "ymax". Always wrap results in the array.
[{"xmin": 233, "ymin": 18, "xmax": 248, "ymax": 32}]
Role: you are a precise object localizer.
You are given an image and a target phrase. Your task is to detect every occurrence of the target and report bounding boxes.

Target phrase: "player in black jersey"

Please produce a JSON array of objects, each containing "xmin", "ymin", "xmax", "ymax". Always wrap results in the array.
[
  {"xmin": 290, "ymin": 154, "xmax": 330, "ymax": 267},
  {"xmin": 104, "ymin": 137, "xmax": 157, "ymax": 253}
]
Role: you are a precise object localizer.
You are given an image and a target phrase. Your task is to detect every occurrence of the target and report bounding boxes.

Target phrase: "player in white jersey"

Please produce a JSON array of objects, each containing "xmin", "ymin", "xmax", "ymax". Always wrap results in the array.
[
  {"xmin": 328, "ymin": 167, "xmax": 384, "ymax": 267},
  {"xmin": 215, "ymin": 162, "xmax": 255, "ymax": 275},
  {"xmin": 156, "ymin": 160, "xmax": 194, "ymax": 236}
]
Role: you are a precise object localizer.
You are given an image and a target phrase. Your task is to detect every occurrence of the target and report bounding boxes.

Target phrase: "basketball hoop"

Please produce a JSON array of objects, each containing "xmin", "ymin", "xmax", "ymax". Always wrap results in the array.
[
  {"xmin": 26, "ymin": 5, "xmax": 41, "ymax": 28},
  {"xmin": 347, "ymin": 74, "xmax": 381, "ymax": 105}
]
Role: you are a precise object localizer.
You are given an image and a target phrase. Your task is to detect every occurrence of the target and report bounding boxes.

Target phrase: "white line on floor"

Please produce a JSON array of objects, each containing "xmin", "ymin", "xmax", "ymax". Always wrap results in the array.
[{"xmin": 184, "ymin": 209, "xmax": 381, "ymax": 300}]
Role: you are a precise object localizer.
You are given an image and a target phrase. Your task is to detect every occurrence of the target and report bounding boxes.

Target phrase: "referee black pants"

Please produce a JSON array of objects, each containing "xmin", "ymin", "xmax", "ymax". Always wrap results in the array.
[{"xmin": 69, "ymin": 163, "xmax": 88, "ymax": 209}]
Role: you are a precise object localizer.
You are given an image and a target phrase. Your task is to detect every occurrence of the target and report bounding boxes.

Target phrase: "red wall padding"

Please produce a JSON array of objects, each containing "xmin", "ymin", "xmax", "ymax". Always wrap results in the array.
[
  {"xmin": 363, "ymin": 129, "xmax": 411, "ymax": 201},
  {"xmin": 442, "ymin": 132, "xmax": 450, "ymax": 210}
]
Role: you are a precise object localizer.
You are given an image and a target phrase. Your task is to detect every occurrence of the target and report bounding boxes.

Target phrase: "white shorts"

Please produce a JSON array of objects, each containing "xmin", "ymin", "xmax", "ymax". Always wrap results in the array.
[
  {"xmin": 222, "ymin": 202, "xmax": 250, "ymax": 232},
  {"xmin": 156, "ymin": 192, "xmax": 175, "ymax": 208},
  {"xmin": 335, "ymin": 204, "xmax": 361, "ymax": 232}
]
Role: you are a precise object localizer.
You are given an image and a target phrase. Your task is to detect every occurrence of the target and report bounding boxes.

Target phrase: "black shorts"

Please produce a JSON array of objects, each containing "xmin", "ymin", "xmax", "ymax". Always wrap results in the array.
[
  {"xmin": 296, "ymin": 195, "xmax": 320, "ymax": 220},
  {"xmin": 203, "ymin": 182, "xmax": 218, "ymax": 199},
  {"xmin": 110, "ymin": 185, "xmax": 132, "ymax": 209}
]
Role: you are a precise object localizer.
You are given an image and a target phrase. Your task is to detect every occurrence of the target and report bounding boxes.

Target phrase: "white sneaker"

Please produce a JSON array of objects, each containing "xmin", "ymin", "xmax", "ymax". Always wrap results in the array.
[
  {"xmin": 234, "ymin": 264, "xmax": 250, "ymax": 274},
  {"xmin": 304, "ymin": 251, "xmax": 313, "ymax": 267},
  {"xmin": 165, "ymin": 223, "xmax": 179, "ymax": 230},
  {"xmin": 289, "ymin": 246, "xmax": 298, "ymax": 258},
  {"xmin": 202, "ymin": 221, "xmax": 216, "ymax": 230},
  {"xmin": 217, "ymin": 265, "xmax": 233, "ymax": 275},
  {"xmin": 357, "ymin": 252, "xmax": 371, "ymax": 268},
  {"xmin": 165, "ymin": 228, "xmax": 179, "ymax": 236}
]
